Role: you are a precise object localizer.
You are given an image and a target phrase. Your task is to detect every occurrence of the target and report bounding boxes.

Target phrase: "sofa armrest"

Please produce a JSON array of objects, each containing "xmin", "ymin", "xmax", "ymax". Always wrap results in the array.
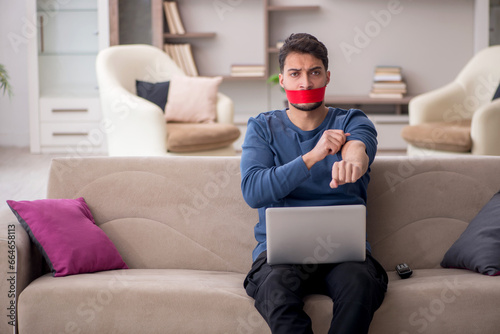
[
  {"xmin": 100, "ymin": 85, "xmax": 167, "ymax": 156},
  {"xmin": 0, "ymin": 216, "xmax": 43, "ymax": 332},
  {"xmin": 471, "ymin": 98, "xmax": 500, "ymax": 155},
  {"xmin": 409, "ymin": 82, "xmax": 466, "ymax": 125},
  {"xmin": 216, "ymin": 92, "xmax": 234, "ymax": 125}
]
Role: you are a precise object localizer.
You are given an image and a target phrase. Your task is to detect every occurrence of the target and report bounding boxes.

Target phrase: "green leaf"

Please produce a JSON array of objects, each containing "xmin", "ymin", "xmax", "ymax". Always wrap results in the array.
[{"xmin": 0, "ymin": 64, "xmax": 14, "ymax": 98}]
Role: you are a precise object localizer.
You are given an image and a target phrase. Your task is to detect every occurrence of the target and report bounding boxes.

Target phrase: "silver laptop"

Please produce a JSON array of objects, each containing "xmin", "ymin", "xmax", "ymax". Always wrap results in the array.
[{"xmin": 266, "ymin": 205, "xmax": 366, "ymax": 265}]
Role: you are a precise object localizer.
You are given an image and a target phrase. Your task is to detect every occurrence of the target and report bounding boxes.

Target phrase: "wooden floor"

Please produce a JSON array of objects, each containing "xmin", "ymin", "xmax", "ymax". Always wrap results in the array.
[{"xmin": 0, "ymin": 147, "xmax": 66, "ymax": 219}]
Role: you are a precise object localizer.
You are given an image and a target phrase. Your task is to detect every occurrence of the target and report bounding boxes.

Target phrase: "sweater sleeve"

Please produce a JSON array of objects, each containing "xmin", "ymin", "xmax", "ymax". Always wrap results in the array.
[
  {"xmin": 240, "ymin": 116, "xmax": 310, "ymax": 209},
  {"xmin": 343, "ymin": 109, "xmax": 378, "ymax": 166}
]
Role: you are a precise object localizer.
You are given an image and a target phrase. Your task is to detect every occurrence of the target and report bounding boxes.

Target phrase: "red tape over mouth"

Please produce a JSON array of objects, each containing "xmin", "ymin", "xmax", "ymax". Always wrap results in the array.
[{"xmin": 285, "ymin": 86, "xmax": 326, "ymax": 104}]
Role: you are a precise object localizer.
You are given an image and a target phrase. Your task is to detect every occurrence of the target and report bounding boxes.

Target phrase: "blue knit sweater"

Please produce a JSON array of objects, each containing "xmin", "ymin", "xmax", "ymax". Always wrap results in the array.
[{"xmin": 240, "ymin": 107, "xmax": 378, "ymax": 261}]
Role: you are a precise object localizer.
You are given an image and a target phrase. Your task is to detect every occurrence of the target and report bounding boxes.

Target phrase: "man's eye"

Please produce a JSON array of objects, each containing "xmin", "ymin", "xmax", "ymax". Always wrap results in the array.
[{"xmin": 290, "ymin": 72, "xmax": 298, "ymax": 77}]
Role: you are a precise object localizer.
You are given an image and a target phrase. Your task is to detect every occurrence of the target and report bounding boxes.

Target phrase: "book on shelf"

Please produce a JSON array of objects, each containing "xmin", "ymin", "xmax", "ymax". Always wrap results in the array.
[
  {"xmin": 230, "ymin": 64, "xmax": 266, "ymax": 77},
  {"xmin": 230, "ymin": 72, "xmax": 265, "ymax": 77},
  {"xmin": 373, "ymin": 66, "xmax": 402, "ymax": 82},
  {"xmin": 163, "ymin": 1, "xmax": 185, "ymax": 34},
  {"xmin": 371, "ymin": 82, "xmax": 407, "ymax": 91},
  {"xmin": 369, "ymin": 92, "xmax": 404, "ymax": 99},
  {"xmin": 371, "ymin": 89, "xmax": 407, "ymax": 94},
  {"xmin": 370, "ymin": 66, "xmax": 406, "ymax": 99},
  {"xmin": 164, "ymin": 43, "xmax": 198, "ymax": 76}
]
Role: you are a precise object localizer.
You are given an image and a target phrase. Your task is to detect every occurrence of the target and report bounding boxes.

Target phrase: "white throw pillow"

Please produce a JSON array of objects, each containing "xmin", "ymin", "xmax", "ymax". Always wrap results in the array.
[{"xmin": 165, "ymin": 75, "xmax": 223, "ymax": 123}]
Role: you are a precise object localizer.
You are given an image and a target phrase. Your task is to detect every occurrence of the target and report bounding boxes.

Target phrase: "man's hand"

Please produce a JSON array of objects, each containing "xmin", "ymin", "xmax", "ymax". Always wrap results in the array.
[
  {"xmin": 302, "ymin": 130, "xmax": 350, "ymax": 170},
  {"xmin": 330, "ymin": 160, "xmax": 363, "ymax": 188},
  {"xmin": 330, "ymin": 140, "xmax": 369, "ymax": 188}
]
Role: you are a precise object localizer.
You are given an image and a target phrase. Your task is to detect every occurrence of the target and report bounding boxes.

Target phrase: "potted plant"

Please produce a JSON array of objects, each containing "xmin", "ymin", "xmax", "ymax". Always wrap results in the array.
[
  {"xmin": 267, "ymin": 72, "xmax": 284, "ymax": 93},
  {"xmin": 267, "ymin": 72, "xmax": 288, "ymax": 108},
  {"xmin": 0, "ymin": 64, "xmax": 13, "ymax": 98}
]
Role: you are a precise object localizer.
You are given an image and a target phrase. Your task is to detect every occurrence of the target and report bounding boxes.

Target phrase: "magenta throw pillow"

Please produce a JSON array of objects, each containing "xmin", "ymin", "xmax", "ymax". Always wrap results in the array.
[{"xmin": 7, "ymin": 197, "xmax": 128, "ymax": 277}]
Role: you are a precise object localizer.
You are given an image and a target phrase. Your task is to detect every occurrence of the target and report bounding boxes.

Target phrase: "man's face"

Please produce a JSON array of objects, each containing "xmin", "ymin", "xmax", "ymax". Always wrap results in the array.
[{"xmin": 279, "ymin": 52, "xmax": 330, "ymax": 111}]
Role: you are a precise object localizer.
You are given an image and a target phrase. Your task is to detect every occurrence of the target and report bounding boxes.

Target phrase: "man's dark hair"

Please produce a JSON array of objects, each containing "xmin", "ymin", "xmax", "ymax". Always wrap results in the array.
[{"xmin": 278, "ymin": 33, "xmax": 329, "ymax": 73}]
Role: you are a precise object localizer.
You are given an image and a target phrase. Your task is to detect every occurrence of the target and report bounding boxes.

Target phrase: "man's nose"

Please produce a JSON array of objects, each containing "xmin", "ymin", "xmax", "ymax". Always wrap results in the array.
[{"xmin": 299, "ymin": 75, "xmax": 313, "ymax": 90}]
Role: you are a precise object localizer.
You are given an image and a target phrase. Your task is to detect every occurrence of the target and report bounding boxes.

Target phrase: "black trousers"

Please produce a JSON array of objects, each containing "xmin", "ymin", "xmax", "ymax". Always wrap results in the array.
[{"xmin": 244, "ymin": 251, "xmax": 388, "ymax": 334}]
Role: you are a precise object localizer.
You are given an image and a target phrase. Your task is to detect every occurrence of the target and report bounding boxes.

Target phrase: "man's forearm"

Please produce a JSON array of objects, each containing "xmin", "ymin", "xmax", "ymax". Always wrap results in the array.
[
  {"xmin": 241, "ymin": 155, "xmax": 310, "ymax": 208},
  {"xmin": 341, "ymin": 140, "xmax": 369, "ymax": 175}
]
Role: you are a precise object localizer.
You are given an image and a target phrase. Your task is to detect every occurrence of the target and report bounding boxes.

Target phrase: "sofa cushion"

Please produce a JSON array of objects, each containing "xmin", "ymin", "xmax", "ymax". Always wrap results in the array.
[
  {"xmin": 165, "ymin": 75, "xmax": 223, "ymax": 123},
  {"xmin": 18, "ymin": 268, "xmax": 500, "ymax": 334},
  {"xmin": 166, "ymin": 122, "xmax": 240, "ymax": 153},
  {"xmin": 17, "ymin": 269, "xmax": 270, "ymax": 334},
  {"xmin": 371, "ymin": 269, "xmax": 500, "ymax": 333},
  {"xmin": 135, "ymin": 80, "xmax": 170, "ymax": 111},
  {"xmin": 401, "ymin": 119, "xmax": 471, "ymax": 152},
  {"xmin": 441, "ymin": 191, "xmax": 500, "ymax": 275},
  {"xmin": 7, "ymin": 197, "xmax": 128, "ymax": 277}
]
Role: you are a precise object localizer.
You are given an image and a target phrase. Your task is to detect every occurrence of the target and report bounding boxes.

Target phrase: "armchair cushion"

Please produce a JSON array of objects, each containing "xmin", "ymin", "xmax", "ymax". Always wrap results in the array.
[
  {"xmin": 136, "ymin": 80, "xmax": 170, "ymax": 111},
  {"xmin": 165, "ymin": 76, "xmax": 223, "ymax": 124},
  {"xmin": 401, "ymin": 119, "xmax": 472, "ymax": 152},
  {"xmin": 493, "ymin": 82, "xmax": 500, "ymax": 100},
  {"xmin": 6, "ymin": 197, "xmax": 128, "ymax": 277},
  {"xmin": 441, "ymin": 191, "xmax": 500, "ymax": 276},
  {"xmin": 166, "ymin": 122, "xmax": 240, "ymax": 153}
]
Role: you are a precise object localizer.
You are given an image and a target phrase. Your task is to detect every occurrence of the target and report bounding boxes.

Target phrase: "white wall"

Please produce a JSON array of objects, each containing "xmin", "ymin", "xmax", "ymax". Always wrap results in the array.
[
  {"xmin": 0, "ymin": 0, "xmax": 490, "ymax": 146},
  {"xmin": 0, "ymin": 0, "xmax": 30, "ymax": 146},
  {"xmin": 179, "ymin": 0, "xmax": 482, "ymax": 117}
]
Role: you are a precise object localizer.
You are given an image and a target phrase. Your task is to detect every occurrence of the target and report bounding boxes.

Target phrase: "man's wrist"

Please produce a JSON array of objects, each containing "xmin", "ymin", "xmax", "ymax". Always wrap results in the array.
[
  {"xmin": 302, "ymin": 152, "xmax": 316, "ymax": 170},
  {"xmin": 341, "ymin": 140, "xmax": 369, "ymax": 174}
]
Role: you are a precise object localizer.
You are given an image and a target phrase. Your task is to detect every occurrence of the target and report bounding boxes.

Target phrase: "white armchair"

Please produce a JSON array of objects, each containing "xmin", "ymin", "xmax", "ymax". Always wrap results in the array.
[
  {"xmin": 96, "ymin": 44, "xmax": 239, "ymax": 156},
  {"xmin": 402, "ymin": 45, "xmax": 500, "ymax": 156}
]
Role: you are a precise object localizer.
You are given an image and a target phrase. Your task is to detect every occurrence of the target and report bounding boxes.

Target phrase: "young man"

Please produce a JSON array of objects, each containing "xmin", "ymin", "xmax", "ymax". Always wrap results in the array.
[{"xmin": 240, "ymin": 33, "xmax": 388, "ymax": 334}]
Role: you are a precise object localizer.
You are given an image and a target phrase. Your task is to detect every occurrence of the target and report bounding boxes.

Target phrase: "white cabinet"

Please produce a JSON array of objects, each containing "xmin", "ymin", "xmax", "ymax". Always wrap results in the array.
[
  {"xmin": 28, "ymin": 0, "xmax": 109, "ymax": 153},
  {"xmin": 368, "ymin": 115, "xmax": 409, "ymax": 151}
]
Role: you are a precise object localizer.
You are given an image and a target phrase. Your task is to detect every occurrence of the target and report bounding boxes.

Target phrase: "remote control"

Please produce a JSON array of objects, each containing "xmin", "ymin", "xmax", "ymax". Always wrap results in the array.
[{"xmin": 396, "ymin": 263, "xmax": 412, "ymax": 279}]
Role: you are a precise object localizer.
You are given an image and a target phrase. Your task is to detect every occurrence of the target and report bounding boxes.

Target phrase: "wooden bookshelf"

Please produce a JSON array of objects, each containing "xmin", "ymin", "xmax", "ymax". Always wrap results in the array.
[
  {"xmin": 147, "ymin": 1, "xmax": 322, "ymax": 80},
  {"xmin": 324, "ymin": 95, "xmax": 414, "ymax": 115},
  {"xmin": 264, "ymin": 2, "xmax": 321, "ymax": 78},
  {"xmin": 149, "ymin": 0, "xmax": 217, "ymax": 76},
  {"xmin": 163, "ymin": 32, "xmax": 216, "ymax": 39},
  {"xmin": 267, "ymin": 5, "xmax": 320, "ymax": 12},
  {"xmin": 223, "ymin": 75, "xmax": 266, "ymax": 81},
  {"xmin": 148, "ymin": 1, "xmax": 323, "ymax": 78}
]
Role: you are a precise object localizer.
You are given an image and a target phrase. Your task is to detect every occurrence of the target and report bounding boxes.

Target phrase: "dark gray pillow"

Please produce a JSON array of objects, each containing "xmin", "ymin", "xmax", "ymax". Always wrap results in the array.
[
  {"xmin": 441, "ymin": 191, "xmax": 500, "ymax": 275},
  {"xmin": 493, "ymin": 82, "xmax": 500, "ymax": 100},
  {"xmin": 136, "ymin": 80, "xmax": 170, "ymax": 111}
]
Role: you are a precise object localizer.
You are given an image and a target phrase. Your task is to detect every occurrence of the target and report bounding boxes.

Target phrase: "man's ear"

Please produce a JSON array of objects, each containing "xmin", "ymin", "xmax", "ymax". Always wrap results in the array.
[
  {"xmin": 326, "ymin": 70, "xmax": 331, "ymax": 86},
  {"xmin": 279, "ymin": 73, "xmax": 284, "ymax": 88}
]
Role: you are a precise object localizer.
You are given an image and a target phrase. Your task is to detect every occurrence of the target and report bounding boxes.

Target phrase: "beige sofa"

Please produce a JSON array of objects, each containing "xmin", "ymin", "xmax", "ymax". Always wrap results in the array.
[{"xmin": 2, "ymin": 155, "xmax": 500, "ymax": 334}]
